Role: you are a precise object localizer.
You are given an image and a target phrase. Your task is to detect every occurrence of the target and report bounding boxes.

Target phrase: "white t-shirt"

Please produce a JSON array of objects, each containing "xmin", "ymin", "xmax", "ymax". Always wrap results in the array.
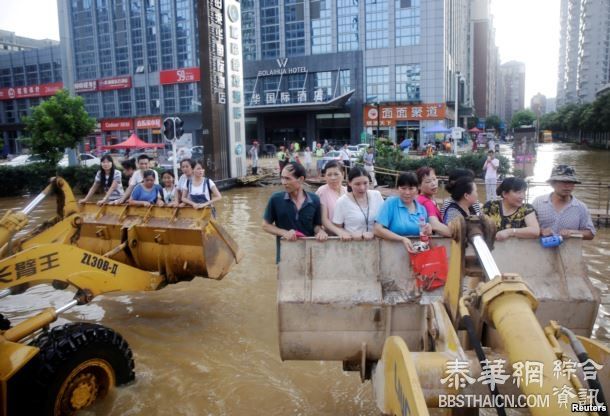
[
  {"xmin": 188, "ymin": 178, "xmax": 216, "ymax": 201},
  {"xmin": 94, "ymin": 170, "xmax": 124, "ymax": 201},
  {"xmin": 303, "ymin": 151, "xmax": 312, "ymax": 164},
  {"xmin": 177, "ymin": 174, "xmax": 190, "ymax": 191},
  {"xmin": 339, "ymin": 148, "xmax": 350, "ymax": 161},
  {"xmin": 129, "ymin": 169, "xmax": 159, "ymax": 186},
  {"xmin": 484, "ymin": 158, "xmax": 500, "ymax": 181},
  {"xmin": 332, "ymin": 190, "xmax": 384, "ymax": 234}
]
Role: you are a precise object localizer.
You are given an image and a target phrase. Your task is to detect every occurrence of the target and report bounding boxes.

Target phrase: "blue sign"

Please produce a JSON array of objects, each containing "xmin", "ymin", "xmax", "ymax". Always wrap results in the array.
[{"xmin": 477, "ymin": 118, "xmax": 486, "ymax": 129}]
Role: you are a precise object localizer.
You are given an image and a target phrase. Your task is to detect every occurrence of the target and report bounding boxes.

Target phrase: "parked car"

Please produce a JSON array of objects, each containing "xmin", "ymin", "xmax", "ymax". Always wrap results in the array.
[
  {"xmin": 58, "ymin": 153, "xmax": 101, "ymax": 167},
  {"xmin": 261, "ymin": 144, "xmax": 277, "ymax": 156},
  {"xmin": 6, "ymin": 154, "xmax": 45, "ymax": 167},
  {"xmin": 318, "ymin": 150, "xmax": 359, "ymax": 170}
]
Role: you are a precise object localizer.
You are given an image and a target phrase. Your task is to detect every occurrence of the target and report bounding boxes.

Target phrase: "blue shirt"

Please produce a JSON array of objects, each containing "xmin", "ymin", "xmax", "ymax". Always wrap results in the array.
[
  {"xmin": 131, "ymin": 184, "xmax": 162, "ymax": 203},
  {"xmin": 375, "ymin": 196, "xmax": 428, "ymax": 236}
]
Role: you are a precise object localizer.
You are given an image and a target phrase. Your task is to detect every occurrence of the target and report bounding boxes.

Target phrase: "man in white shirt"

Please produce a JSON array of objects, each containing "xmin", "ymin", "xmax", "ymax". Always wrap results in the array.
[
  {"xmin": 482, "ymin": 150, "xmax": 499, "ymax": 202},
  {"xmin": 339, "ymin": 143, "xmax": 351, "ymax": 168},
  {"xmin": 112, "ymin": 154, "xmax": 159, "ymax": 204},
  {"xmin": 249, "ymin": 141, "xmax": 259, "ymax": 175}
]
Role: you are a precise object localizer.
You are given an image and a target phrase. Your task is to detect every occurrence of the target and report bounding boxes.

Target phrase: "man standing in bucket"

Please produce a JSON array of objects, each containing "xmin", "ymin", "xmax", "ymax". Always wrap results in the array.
[
  {"xmin": 262, "ymin": 162, "xmax": 328, "ymax": 263},
  {"xmin": 532, "ymin": 164, "xmax": 595, "ymax": 240}
]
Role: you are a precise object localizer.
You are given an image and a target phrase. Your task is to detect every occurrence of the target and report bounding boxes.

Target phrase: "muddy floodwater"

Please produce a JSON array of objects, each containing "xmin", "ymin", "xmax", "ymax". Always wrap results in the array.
[{"xmin": 1, "ymin": 143, "xmax": 608, "ymax": 415}]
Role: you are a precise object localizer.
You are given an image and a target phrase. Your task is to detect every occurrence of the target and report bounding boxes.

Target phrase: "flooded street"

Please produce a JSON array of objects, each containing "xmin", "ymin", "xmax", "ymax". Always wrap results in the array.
[{"xmin": 1, "ymin": 143, "xmax": 609, "ymax": 415}]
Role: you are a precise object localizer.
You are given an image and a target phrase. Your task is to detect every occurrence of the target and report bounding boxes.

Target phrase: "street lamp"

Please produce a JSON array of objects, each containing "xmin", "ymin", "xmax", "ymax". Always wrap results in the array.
[{"xmin": 454, "ymin": 72, "xmax": 465, "ymax": 155}]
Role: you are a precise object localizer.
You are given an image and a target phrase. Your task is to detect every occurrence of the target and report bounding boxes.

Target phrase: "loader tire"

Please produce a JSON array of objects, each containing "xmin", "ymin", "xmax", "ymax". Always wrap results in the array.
[{"xmin": 27, "ymin": 322, "xmax": 135, "ymax": 416}]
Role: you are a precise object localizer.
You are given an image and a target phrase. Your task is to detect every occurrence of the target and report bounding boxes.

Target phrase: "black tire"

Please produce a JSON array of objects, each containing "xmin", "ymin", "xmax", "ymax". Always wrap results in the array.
[{"xmin": 24, "ymin": 322, "xmax": 135, "ymax": 416}]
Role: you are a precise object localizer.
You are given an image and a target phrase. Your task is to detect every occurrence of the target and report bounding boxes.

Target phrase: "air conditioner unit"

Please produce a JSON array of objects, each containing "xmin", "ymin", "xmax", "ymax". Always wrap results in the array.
[{"xmin": 136, "ymin": 65, "xmax": 145, "ymax": 73}]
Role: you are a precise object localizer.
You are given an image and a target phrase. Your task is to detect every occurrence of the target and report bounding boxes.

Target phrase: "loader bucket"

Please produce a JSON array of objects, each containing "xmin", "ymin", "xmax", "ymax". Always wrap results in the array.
[{"xmin": 77, "ymin": 204, "xmax": 243, "ymax": 281}]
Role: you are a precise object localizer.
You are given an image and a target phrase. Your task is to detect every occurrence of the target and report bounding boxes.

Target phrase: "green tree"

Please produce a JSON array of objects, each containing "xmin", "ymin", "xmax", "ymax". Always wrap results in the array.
[
  {"xmin": 24, "ymin": 90, "xmax": 95, "ymax": 165},
  {"xmin": 485, "ymin": 114, "xmax": 501, "ymax": 131},
  {"xmin": 510, "ymin": 109, "xmax": 536, "ymax": 129}
]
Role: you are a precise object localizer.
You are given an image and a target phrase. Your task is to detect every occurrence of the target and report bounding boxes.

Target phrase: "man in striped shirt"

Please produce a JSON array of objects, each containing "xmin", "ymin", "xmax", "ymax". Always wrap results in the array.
[{"xmin": 532, "ymin": 165, "xmax": 595, "ymax": 240}]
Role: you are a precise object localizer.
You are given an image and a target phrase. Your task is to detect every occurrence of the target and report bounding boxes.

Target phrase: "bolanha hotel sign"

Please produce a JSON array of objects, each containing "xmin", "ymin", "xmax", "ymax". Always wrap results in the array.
[{"xmin": 257, "ymin": 58, "xmax": 307, "ymax": 77}]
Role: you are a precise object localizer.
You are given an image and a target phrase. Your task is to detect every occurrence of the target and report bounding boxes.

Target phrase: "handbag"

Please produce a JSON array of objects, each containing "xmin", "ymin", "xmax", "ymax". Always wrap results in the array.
[{"xmin": 409, "ymin": 245, "xmax": 448, "ymax": 291}]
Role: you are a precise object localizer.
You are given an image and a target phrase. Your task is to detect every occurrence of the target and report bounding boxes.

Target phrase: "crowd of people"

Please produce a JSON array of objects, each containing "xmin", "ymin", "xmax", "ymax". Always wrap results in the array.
[
  {"xmin": 79, "ymin": 153, "xmax": 221, "ymax": 214},
  {"xmin": 78, "ymin": 152, "xmax": 596, "ymax": 265},
  {"xmin": 262, "ymin": 161, "xmax": 596, "ymax": 262}
]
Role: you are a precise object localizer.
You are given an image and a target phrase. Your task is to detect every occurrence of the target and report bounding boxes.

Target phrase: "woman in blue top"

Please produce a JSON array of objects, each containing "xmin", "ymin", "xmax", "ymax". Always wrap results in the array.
[
  {"xmin": 128, "ymin": 170, "xmax": 164, "ymax": 207},
  {"xmin": 374, "ymin": 172, "xmax": 432, "ymax": 253}
]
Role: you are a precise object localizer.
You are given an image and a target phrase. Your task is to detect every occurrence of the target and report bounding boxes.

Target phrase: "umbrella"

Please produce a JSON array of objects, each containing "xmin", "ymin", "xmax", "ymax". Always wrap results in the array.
[
  {"xmin": 468, "ymin": 127, "xmax": 482, "ymax": 133},
  {"xmin": 100, "ymin": 133, "xmax": 164, "ymax": 150},
  {"xmin": 422, "ymin": 123, "xmax": 451, "ymax": 134}
]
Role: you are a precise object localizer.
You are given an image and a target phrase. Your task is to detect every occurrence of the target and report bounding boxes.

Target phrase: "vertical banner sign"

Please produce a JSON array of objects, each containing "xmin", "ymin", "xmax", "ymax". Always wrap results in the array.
[
  {"xmin": 199, "ymin": 0, "xmax": 229, "ymax": 180},
  {"xmin": 224, "ymin": 0, "xmax": 246, "ymax": 178}
]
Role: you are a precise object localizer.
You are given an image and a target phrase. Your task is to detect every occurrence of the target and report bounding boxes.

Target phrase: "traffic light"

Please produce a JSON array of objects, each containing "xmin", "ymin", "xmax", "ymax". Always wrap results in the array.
[
  {"xmin": 163, "ymin": 118, "xmax": 175, "ymax": 141},
  {"xmin": 175, "ymin": 117, "xmax": 184, "ymax": 139}
]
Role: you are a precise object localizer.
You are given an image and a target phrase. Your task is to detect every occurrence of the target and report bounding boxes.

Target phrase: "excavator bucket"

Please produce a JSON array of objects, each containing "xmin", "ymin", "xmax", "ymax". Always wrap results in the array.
[{"xmin": 77, "ymin": 204, "xmax": 243, "ymax": 281}]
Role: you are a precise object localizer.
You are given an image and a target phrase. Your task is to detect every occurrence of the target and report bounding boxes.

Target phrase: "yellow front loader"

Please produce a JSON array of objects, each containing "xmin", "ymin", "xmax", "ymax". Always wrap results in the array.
[
  {"xmin": 0, "ymin": 178, "xmax": 243, "ymax": 416},
  {"xmin": 277, "ymin": 217, "xmax": 610, "ymax": 415}
]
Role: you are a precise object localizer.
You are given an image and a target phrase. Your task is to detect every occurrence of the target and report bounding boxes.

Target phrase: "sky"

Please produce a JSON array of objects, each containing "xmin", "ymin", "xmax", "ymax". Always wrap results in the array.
[
  {"xmin": 1, "ymin": 0, "xmax": 560, "ymax": 105},
  {"xmin": 491, "ymin": 0, "xmax": 560, "ymax": 104}
]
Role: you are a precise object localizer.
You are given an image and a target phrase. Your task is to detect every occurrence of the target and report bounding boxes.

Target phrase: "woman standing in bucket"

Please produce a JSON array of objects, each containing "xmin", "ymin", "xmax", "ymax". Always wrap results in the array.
[{"xmin": 181, "ymin": 160, "xmax": 222, "ymax": 211}]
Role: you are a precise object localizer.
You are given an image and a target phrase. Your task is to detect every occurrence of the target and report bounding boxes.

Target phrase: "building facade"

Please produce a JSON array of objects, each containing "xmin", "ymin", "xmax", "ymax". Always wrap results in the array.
[
  {"xmin": 557, "ymin": 0, "xmax": 610, "ymax": 105},
  {"xmin": 57, "ymin": 0, "xmax": 202, "ymax": 149},
  {"xmin": 471, "ymin": 0, "xmax": 500, "ymax": 119},
  {"xmin": 240, "ymin": 0, "xmax": 473, "ymax": 148},
  {"xmin": 0, "ymin": 30, "xmax": 59, "ymax": 54},
  {"xmin": 0, "ymin": 45, "xmax": 63, "ymax": 154},
  {"xmin": 500, "ymin": 60, "xmax": 525, "ymax": 126}
]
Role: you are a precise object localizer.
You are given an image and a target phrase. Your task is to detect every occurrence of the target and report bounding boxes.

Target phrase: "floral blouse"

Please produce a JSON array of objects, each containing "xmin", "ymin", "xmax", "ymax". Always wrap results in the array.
[{"xmin": 483, "ymin": 200, "xmax": 536, "ymax": 231}]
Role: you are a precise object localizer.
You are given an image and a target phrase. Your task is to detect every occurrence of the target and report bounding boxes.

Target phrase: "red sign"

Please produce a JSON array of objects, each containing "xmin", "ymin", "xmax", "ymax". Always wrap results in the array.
[
  {"xmin": 74, "ymin": 80, "xmax": 97, "ymax": 93},
  {"xmin": 135, "ymin": 117, "xmax": 161, "ymax": 129},
  {"xmin": 0, "ymin": 82, "xmax": 63, "ymax": 101},
  {"xmin": 159, "ymin": 67, "xmax": 201, "ymax": 85},
  {"xmin": 101, "ymin": 118, "xmax": 133, "ymax": 131},
  {"xmin": 97, "ymin": 76, "xmax": 132, "ymax": 91},
  {"xmin": 363, "ymin": 103, "xmax": 447, "ymax": 127}
]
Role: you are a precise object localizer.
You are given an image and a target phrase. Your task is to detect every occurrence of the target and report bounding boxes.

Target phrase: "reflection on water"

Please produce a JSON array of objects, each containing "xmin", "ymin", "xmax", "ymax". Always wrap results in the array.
[{"xmin": 0, "ymin": 143, "xmax": 608, "ymax": 415}]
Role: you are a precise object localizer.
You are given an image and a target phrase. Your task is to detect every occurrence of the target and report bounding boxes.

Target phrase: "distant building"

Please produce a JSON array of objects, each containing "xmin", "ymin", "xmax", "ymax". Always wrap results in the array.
[
  {"xmin": 471, "ymin": 0, "xmax": 500, "ymax": 118},
  {"xmin": 0, "ymin": 45, "xmax": 63, "ymax": 154},
  {"xmin": 557, "ymin": 0, "xmax": 610, "ymax": 105},
  {"xmin": 500, "ymin": 61, "xmax": 525, "ymax": 125},
  {"xmin": 530, "ymin": 93, "xmax": 547, "ymax": 115},
  {"xmin": 546, "ymin": 97, "xmax": 557, "ymax": 113},
  {"xmin": 241, "ymin": 0, "xmax": 473, "ymax": 147},
  {"xmin": 0, "ymin": 30, "xmax": 59, "ymax": 54}
]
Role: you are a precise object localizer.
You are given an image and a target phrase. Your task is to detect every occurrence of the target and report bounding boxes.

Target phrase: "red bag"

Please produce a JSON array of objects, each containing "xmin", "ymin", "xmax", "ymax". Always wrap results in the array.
[{"xmin": 410, "ymin": 246, "xmax": 448, "ymax": 291}]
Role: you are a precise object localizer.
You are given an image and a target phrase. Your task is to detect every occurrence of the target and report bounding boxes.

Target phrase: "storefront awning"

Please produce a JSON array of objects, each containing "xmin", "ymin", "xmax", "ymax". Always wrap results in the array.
[{"xmin": 245, "ymin": 90, "xmax": 355, "ymax": 114}]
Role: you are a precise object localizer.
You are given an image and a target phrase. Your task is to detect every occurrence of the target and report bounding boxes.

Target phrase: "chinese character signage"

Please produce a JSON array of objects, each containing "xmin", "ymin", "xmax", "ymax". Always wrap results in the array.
[
  {"xmin": 0, "ymin": 82, "xmax": 63, "ymax": 101},
  {"xmin": 159, "ymin": 67, "xmax": 201, "ymax": 85},
  {"xmin": 224, "ymin": 0, "xmax": 246, "ymax": 177},
  {"xmin": 74, "ymin": 80, "xmax": 97, "ymax": 93},
  {"xmin": 199, "ymin": 0, "xmax": 245, "ymax": 179},
  {"xmin": 363, "ymin": 103, "xmax": 446, "ymax": 127},
  {"xmin": 135, "ymin": 117, "xmax": 161, "ymax": 130},
  {"xmin": 97, "ymin": 76, "xmax": 132, "ymax": 91},
  {"xmin": 101, "ymin": 118, "xmax": 134, "ymax": 131}
]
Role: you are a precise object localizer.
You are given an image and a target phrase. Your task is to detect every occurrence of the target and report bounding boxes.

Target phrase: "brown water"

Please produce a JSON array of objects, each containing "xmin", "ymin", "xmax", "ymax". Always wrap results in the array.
[{"xmin": 1, "ymin": 143, "xmax": 608, "ymax": 415}]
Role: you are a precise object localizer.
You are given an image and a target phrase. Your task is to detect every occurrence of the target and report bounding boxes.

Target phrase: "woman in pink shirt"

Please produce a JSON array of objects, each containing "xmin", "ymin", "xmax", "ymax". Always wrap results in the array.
[
  {"xmin": 416, "ymin": 167, "xmax": 452, "ymax": 236},
  {"xmin": 316, "ymin": 160, "xmax": 347, "ymax": 235}
]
